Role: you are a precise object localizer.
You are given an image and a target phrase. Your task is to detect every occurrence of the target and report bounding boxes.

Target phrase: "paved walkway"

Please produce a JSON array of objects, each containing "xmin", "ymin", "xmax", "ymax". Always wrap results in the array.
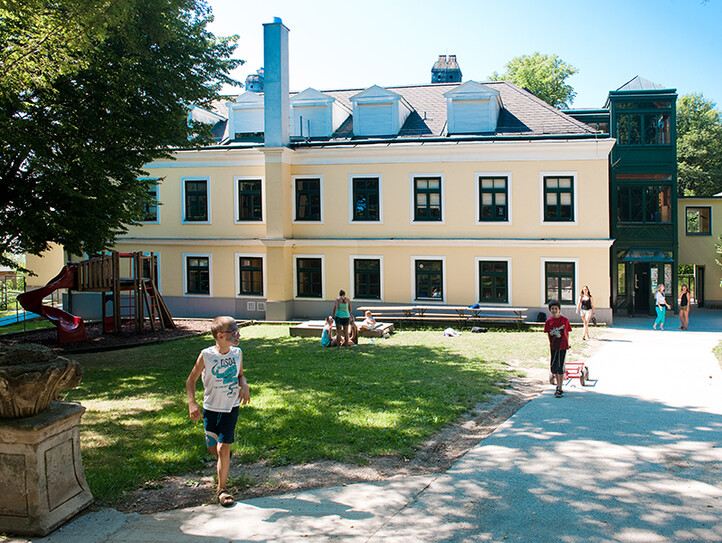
[{"xmin": 21, "ymin": 309, "xmax": 722, "ymax": 542}]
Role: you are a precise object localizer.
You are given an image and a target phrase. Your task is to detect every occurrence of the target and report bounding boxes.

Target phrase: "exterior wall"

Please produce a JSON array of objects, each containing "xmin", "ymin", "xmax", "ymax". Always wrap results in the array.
[
  {"xmin": 99, "ymin": 139, "xmax": 613, "ymax": 323},
  {"xmin": 24, "ymin": 244, "xmax": 65, "ymax": 288},
  {"xmin": 678, "ymin": 197, "xmax": 722, "ymax": 306}
]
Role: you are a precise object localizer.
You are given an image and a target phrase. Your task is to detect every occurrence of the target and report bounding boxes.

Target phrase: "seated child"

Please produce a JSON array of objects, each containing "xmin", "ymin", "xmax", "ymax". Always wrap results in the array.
[
  {"xmin": 344, "ymin": 315, "xmax": 358, "ymax": 346},
  {"xmin": 358, "ymin": 310, "xmax": 377, "ymax": 330},
  {"xmin": 321, "ymin": 316, "xmax": 337, "ymax": 347}
]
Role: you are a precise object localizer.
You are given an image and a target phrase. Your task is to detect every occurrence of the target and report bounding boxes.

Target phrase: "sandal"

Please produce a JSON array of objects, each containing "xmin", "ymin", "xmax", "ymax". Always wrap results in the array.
[
  {"xmin": 554, "ymin": 389, "xmax": 563, "ymax": 398},
  {"xmin": 217, "ymin": 488, "xmax": 234, "ymax": 507}
]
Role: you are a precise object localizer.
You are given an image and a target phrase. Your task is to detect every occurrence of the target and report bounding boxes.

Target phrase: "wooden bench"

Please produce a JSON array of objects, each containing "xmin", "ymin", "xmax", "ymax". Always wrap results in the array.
[
  {"xmin": 356, "ymin": 305, "xmax": 528, "ymax": 327},
  {"xmin": 289, "ymin": 320, "xmax": 394, "ymax": 338}
]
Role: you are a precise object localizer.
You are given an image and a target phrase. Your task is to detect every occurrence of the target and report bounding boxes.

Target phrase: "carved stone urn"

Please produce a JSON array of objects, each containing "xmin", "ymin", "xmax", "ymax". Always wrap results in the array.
[{"xmin": 0, "ymin": 344, "xmax": 93, "ymax": 536}]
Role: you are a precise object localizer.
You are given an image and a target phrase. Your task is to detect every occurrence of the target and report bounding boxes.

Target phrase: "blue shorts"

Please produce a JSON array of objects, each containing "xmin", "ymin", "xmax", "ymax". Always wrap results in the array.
[{"xmin": 203, "ymin": 406, "xmax": 239, "ymax": 446}]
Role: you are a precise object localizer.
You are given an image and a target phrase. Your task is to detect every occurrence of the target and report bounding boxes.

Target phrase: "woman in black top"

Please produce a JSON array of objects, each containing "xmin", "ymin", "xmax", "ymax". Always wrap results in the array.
[
  {"xmin": 679, "ymin": 284, "xmax": 690, "ymax": 330},
  {"xmin": 576, "ymin": 285, "xmax": 596, "ymax": 340}
]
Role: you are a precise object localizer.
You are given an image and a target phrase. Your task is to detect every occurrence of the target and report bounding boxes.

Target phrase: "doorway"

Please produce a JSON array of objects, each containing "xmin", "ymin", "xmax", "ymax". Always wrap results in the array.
[
  {"xmin": 696, "ymin": 265, "xmax": 705, "ymax": 307},
  {"xmin": 633, "ymin": 263, "xmax": 650, "ymax": 314}
]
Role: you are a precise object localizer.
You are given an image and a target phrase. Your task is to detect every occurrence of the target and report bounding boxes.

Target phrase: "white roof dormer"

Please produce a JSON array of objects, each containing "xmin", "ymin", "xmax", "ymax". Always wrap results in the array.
[
  {"xmin": 444, "ymin": 81, "xmax": 502, "ymax": 134},
  {"xmin": 350, "ymin": 85, "xmax": 412, "ymax": 137},
  {"xmin": 290, "ymin": 88, "xmax": 350, "ymax": 139},
  {"xmin": 226, "ymin": 91, "xmax": 264, "ymax": 139}
]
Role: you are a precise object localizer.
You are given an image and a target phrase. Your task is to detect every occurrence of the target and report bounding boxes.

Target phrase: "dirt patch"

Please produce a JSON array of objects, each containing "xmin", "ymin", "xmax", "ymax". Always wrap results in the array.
[{"xmin": 120, "ymin": 366, "xmax": 547, "ymax": 514}]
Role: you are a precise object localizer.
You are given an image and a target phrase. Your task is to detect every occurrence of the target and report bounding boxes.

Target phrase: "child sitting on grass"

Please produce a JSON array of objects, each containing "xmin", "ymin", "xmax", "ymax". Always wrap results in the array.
[
  {"xmin": 358, "ymin": 310, "xmax": 377, "ymax": 330},
  {"xmin": 186, "ymin": 316, "xmax": 250, "ymax": 507}
]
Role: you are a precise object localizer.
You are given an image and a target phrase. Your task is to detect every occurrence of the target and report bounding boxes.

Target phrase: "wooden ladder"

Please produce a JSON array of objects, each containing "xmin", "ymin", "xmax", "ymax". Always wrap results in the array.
[{"xmin": 141, "ymin": 279, "xmax": 175, "ymax": 331}]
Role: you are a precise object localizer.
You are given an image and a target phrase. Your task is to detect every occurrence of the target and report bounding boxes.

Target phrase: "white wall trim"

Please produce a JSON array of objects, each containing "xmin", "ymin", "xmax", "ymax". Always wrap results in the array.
[
  {"xmin": 348, "ymin": 254, "xmax": 385, "ymax": 302},
  {"xmin": 411, "ymin": 255, "xmax": 447, "ymax": 303},
  {"xmin": 292, "ymin": 254, "xmax": 326, "ymax": 300},
  {"xmin": 234, "ymin": 252, "xmax": 266, "ymax": 298},
  {"xmin": 474, "ymin": 256, "xmax": 513, "ymax": 306},
  {"xmin": 233, "ymin": 176, "xmax": 266, "ymax": 224},
  {"xmin": 182, "ymin": 252, "xmax": 213, "ymax": 297},
  {"xmin": 539, "ymin": 171, "xmax": 578, "ymax": 226}
]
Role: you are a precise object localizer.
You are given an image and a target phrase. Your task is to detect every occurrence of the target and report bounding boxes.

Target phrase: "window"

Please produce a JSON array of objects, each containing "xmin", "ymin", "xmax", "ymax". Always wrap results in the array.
[
  {"xmin": 185, "ymin": 255, "xmax": 210, "ymax": 295},
  {"xmin": 296, "ymin": 257, "xmax": 323, "ymax": 298},
  {"xmin": 545, "ymin": 261, "xmax": 575, "ymax": 305},
  {"xmin": 617, "ymin": 112, "xmax": 671, "ymax": 145},
  {"xmin": 236, "ymin": 178, "xmax": 262, "ymax": 221},
  {"xmin": 351, "ymin": 177, "xmax": 381, "ymax": 222},
  {"xmin": 183, "ymin": 178, "xmax": 209, "ymax": 222},
  {"xmin": 617, "ymin": 184, "xmax": 672, "ymax": 223},
  {"xmin": 294, "ymin": 177, "xmax": 322, "ymax": 221},
  {"xmin": 353, "ymin": 258, "xmax": 381, "ymax": 300},
  {"xmin": 414, "ymin": 259, "xmax": 444, "ymax": 300},
  {"xmin": 413, "ymin": 176, "xmax": 443, "ymax": 222},
  {"xmin": 237, "ymin": 256, "xmax": 263, "ymax": 296},
  {"xmin": 543, "ymin": 176, "xmax": 574, "ymax": 222},
  {"xmin": 142, "ymin": 179, "xmax": 159, "ymax": 222},
  {"xmin": 686, "ymin": 206, "xmax": 712, "ymax": 235},
  {"xmin": 478, "ymin": 260, "xmax": 508, "ymax": 303},
  {"xmin": 478, "ymin": 176, "xmax": 509, "ymax": 222}
]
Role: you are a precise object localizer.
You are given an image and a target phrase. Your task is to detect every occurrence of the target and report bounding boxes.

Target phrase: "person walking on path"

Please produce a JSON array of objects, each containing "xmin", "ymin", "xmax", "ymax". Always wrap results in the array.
[
  {"xmin": 332, "ymin": 290, "xmax": 352, "ymax": 348},
  {"xmin": 653, "ymin": 284, "xmax": 671, "ymax": 330},
  {"xmin": 186, "ymin": 316, "xmax": 250, "ymax": 507},
  {"xmin": 544, "ymin": 299, "xmax": 572, "ymax": 398},
  {"xmin": 679, "ymin": 284, "xmax": 690, "ymax": 330},
  {"xmin": 576, "ymin": 285, "xmax": 596, "ymax": 340}
]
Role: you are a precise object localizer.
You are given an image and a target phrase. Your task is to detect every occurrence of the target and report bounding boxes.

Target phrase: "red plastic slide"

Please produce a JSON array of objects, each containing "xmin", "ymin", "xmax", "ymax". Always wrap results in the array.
[{"xmin": 17, "ymin": 265, "xmax": 88, "ymax": 344}]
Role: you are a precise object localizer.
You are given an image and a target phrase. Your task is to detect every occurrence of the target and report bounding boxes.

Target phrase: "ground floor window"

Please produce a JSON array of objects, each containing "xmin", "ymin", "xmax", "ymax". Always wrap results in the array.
[
  {"xmin": 296, "ymin": 257, "xmax": 323, "ymax": 298},
  {"xmin": 353, "ymin": 258, "xmax": 381, "ymax": 300},
  {"xmin": 478, "ymin": 260, "xmax": 508, "ymax": 303},
  {"xmin": 415, "ymin": 259, "xmax": 443, "ymax": 300},
  {"xmin": 185, "ymin": 255, "xmax": 210, "ymax": 295},
  {"xmin": 545, "ymin": 261, "xmax": 575, "ymax": 304},
  {"xmin": 238, "ymin": 256, "xmax": 263, "ymax": 296}
]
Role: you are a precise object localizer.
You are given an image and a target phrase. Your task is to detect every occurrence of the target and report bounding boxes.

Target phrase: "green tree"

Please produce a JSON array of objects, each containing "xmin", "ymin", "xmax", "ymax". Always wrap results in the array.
[
  {"xmin": 677, "ymin": 93, "xmax": 722, "ymax": 196},
  {"xmin": 0, "ymin": 0, "xmax": 242, "ymax": 267},
  {"xmin": 490, "ymin": 52, "xmax": 578, "ymax": 108}
]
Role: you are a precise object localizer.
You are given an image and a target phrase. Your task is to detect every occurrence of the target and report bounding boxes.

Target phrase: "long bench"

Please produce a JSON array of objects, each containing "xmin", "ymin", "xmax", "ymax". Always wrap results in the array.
[
  {"xmin": 289, "ymin": 320, "xmax": 394, "ymax": 338},
  {"xmin": 356, "ymin": 305, "xmax": 528, "ymax": 327}
]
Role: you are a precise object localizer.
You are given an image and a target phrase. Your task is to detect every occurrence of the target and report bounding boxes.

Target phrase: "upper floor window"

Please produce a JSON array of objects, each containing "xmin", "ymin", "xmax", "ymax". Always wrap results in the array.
[
  {"xmin": 543, "ymin": 176, "xmax": 574, "ymax": 222},
  {"xmin": 413, "ymin": 176, "xmax": 443, "ymax": 222},
  {"xmin": 686, "ymin": 206, "xmax": 712, "ymax": 235},
  {"xmin": 185, "ymin": 255, "xmax": 210, "ymax": 295},
  {"xmin": 616, "ymin": 112, "xmax": 671, "ymax": 145},
  {"xmin": 142, "ymin": 179, "xmax": 159, "ymax": 223},
  {"xmin": 183, "ymin": 178, "xmax": 209, "ymax": 223},
  {"xmin": 351, "ymin": 177, "xmax": 381, "ymax": 222},
  {"xmin": 294, "ymin": 177, "xmax": 322, "ymax": 222},
  {"xmin": 478, "ymin": 176, "xmax": 509, "ymax": 222},
  {"xmin": 617, "ymin": 184, "xmax": 672, "ymax": 223},
  {"xmin": 236, "ymin": 178, "xmax": 262, "ymax": 222}
]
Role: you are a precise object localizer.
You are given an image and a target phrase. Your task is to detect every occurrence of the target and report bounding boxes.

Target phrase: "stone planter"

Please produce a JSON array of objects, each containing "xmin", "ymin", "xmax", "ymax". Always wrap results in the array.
[{"xmin": 0, "ymin": 345, "xmax": 92, "ymax": 536}]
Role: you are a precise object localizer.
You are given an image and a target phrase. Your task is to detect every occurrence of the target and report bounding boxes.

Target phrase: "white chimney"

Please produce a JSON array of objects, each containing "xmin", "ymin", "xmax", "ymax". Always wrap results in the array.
[{"xmin": 263, "ymin": 17, "xmax": 290, "ymax": 147}]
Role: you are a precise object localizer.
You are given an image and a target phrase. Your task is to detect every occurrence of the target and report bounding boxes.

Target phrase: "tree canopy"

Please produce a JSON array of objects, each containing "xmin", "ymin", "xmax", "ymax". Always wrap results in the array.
[
  {"xmin": 677, "ymin": 93, "xmax": 722, "ymax": 196},
  {"xmin": 0, "ymin": 0, "xmax": 242, "ymax": 267},
  {"xmin": 490, "ymin": 52, "xmax": 578, "ymax": 108}
]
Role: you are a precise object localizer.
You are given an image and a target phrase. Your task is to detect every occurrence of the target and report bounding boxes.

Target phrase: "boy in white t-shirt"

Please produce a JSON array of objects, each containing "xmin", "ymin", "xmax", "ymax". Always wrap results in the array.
[{"xmin": 186, "ymin": 316, "xmax": 250, "ymax": 507}]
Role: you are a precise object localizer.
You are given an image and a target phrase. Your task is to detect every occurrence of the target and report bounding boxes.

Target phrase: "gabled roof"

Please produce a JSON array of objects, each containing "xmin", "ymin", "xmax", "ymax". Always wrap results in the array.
[{"xmin": 290, "ymin": 87, "xmax": 336, "ymax": 106}]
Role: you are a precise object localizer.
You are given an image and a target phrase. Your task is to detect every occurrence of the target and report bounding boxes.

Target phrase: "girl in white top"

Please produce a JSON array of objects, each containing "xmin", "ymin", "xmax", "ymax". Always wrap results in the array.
[{"xmin": 653, "ymin": 284, "xmax": 671, "ymax": 330}]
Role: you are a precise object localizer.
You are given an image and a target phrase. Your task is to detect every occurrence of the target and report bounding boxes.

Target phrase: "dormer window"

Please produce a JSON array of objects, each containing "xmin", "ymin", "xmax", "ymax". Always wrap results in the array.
[
  {"xmin": 350, "ymin": 85, "xmax": 412, "ymax": 137},
  {"xmin": 444, "ymin": 81, "xmax": 502, "ymax": 134},
  {"xmin": 290, "ymin": 88, "xmax": 350, "ymax": 139},
  {"xmin": 226, "ymin": 92, "xmax": 264, "ymax": 139}
]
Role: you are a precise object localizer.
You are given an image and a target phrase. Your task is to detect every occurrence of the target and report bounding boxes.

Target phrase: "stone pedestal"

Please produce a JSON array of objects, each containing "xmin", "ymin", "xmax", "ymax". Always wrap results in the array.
[{"xmin": 0, "ymin": 401, "xmax": 93, "ymax": 537}]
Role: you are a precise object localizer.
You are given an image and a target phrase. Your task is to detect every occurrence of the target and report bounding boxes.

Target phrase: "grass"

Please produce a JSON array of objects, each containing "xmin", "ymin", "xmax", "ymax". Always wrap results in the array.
[
  {"xmin": 715, "ymin": 341, "xmax": 722, "ymax": 369},
  {"xmin": 61, "ymin": 323, "xmax": 580, "ymax": 506},
  {"xmin": 0, "ymin": 319, "xmax": 55, "ymax": 334}
]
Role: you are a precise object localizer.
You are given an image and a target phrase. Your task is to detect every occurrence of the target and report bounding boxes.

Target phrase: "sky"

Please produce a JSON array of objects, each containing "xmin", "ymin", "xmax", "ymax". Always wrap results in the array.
[{"xmin": 206, "ymin": 0, "xmax": 722, "ymax": 109}]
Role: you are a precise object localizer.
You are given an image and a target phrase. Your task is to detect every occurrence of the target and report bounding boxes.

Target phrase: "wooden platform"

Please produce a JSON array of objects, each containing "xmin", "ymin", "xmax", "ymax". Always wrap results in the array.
[
  {"xmin": 289, "ymin": 320, "xmax": 394, "ymax": 338},
  {"xmin": 355, "ymin": 305, "xmax": 527, "ymax": 327}
]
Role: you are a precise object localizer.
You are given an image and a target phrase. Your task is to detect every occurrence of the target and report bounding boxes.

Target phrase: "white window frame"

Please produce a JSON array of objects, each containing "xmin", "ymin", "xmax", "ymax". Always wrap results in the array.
[
  {"xmin": 349, "ymin": 255, "xmax": 384, "ymax": 302},
  {"xmin": 183, "ymin": 252, "xmax": 213, "ymax": 297},
  {"xmin": 293, "ymin": 254, "xmax": 326, "ymax": 300},
  {"xmin": 139, "ymin": 177, "xmax": 160, "ymax": 224},
  {"xmin": 474, "ymin": 256, "xmax": 512, "ymax": 305},
  {"xmin": 182, "ymin": 176, "xmax": 211, "ymax": 225},
  {"xmin": 475, "ymin": 172, "xmax": 512, "ymax": 225},
  {"xmin": 411, "ymin": 256, "xmax": 447, "ymax": 303},
  {"xmin": 234, "ymin": 252, "xmax": 266, "ymax": 298},
  {"xmin": 540, "ymin": 257, "xmax": 579, "ymax": 306},
  {"xmin": 539, "ymin": 171, "xmax": 578, "ymax": 226},
  {"xmin": 348, "ymin": 174, "xmax": 383, "ymax": 224},
  {"xmin": 234, "ymin": 176, "xmax": 266, "ymax": 224},
  {"xmin": 292, "ymin": 175, "xmax": 324, "ymax": 224},
  {"xmin": 410, "ymin": 173, "xmax": 445, "ymax": 225}
]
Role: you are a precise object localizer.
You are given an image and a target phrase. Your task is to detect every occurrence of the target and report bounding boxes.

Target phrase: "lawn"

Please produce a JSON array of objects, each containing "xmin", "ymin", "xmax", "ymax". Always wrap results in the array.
[{"xmin": 63, "ymin": 323, "xmax": 576, "ymax": 506}]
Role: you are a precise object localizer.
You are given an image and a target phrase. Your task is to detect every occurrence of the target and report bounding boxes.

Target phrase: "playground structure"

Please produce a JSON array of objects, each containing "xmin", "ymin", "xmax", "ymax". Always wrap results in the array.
[{"xmin": 17, "ymin": 251, "xmax": 173, "ymax": 344}]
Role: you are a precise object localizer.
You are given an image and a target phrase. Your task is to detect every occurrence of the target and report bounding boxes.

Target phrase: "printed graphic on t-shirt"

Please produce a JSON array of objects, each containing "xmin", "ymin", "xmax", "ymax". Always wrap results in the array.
[{"xmin": 210, "ymin": 355, "xmax": 238, "ymax": 397}]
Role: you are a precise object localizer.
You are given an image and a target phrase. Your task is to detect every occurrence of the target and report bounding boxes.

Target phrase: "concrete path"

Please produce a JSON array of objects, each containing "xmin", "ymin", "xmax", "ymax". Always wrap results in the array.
[{"xmin": 19, "ymin": 309, "xmax": 722, "ymax": 542}]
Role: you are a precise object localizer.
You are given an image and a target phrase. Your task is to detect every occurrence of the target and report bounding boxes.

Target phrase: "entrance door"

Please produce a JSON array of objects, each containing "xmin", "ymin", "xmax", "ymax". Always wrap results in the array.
[
  {"xmin": 696, "ymin": 265, "xmax": 705, "ymax": 307},
  {"xmin": 633, "ymin": 263, "xmax": 650, "ymax": 314}
]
